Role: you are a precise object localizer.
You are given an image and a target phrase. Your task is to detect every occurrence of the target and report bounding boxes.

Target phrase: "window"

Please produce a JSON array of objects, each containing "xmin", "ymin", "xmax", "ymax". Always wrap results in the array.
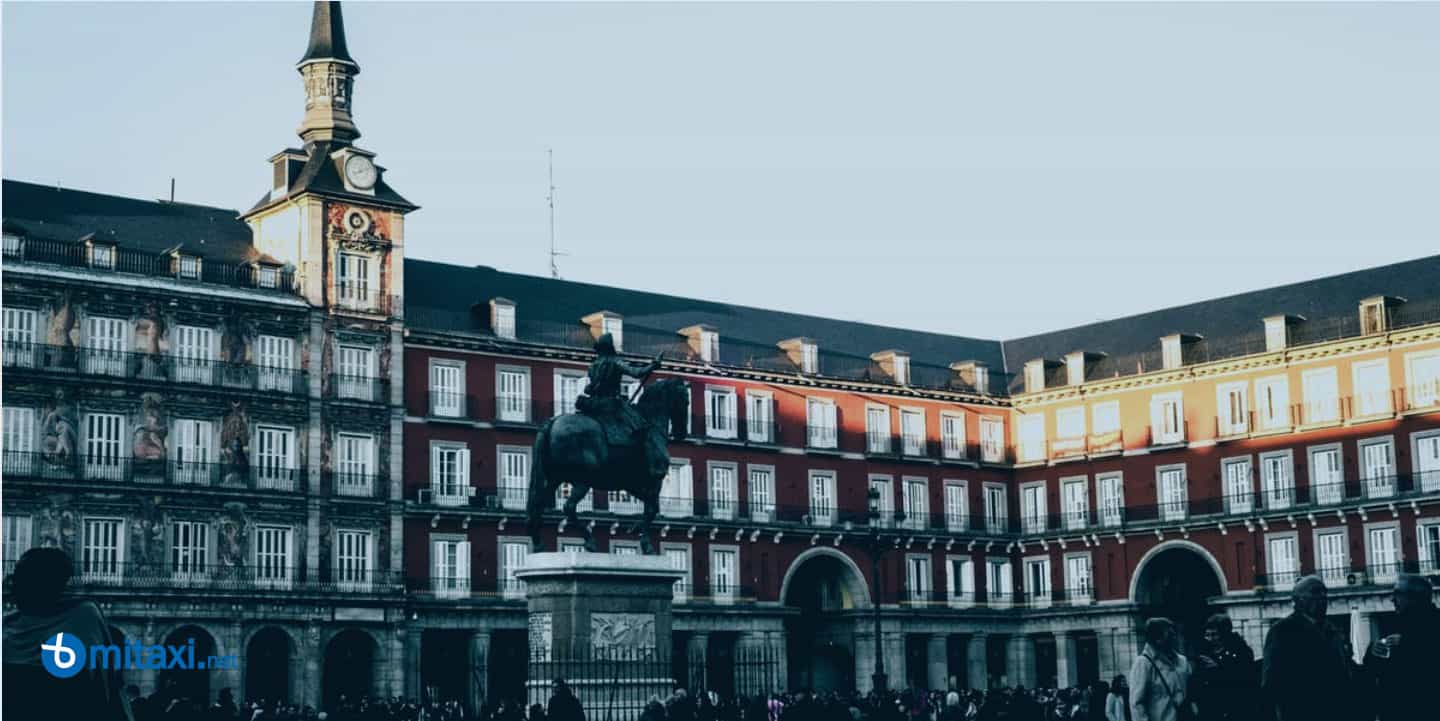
[
  {"xmin": 974, "ymin": 365, "xmax": 990, "ymax": 394},
  {"xmin": 176, "ymin": 255, "xmax": 202, "ymax": 280},
  {"xmin": 940, "ymin": 412, "xmax": 965, "ymax": 459},
  {"xmin": 3, "ymin": 307, "xmax": 37, "ymax": 367},
  {"xmin": 660, "ymin": 460, "xmax": 694, "ymax": 517},
  {"xmin": 1359, "ymin": 437, "xmax": 1395, "ymax": 498},
  {"xmin": 430, "ymin": 361, "xmax": 465, "ymax": 417},
  {"xmin": 1366, "ymin": 525, "xmax": 1400, "ymax": 581},
  {"xmin": 1024, "ymin": 557, "xmax": 1051, "ymax": 605},
  {"xmin": 172, "ymin": 419, "xmax": 214, "ymax": 485},
  {"xmin": 1419, "ymin": 522, "xmax": 1440, "ymax": 574},
  {"xmin": 1064, "ymin": 554, "xmax": 1093, "ymax": 603},
  {"xmin": 893, "ymin": 355, "xmax": 910, "ymax": 385},
  {"xmin": 1061, "ymin": 477, "xmax": 1087, "ymax": 530},
  {"xmin": 980, "ymin": 417, "xmax": 1005, "ymax": 463},
  {"xmin": 1315, "ymin": 530, "xmax": 1348, "ymax": 585},
  {"xmin": 83, "ymin": 413, "xmax": 124, "ymax": 481},
  {"xmin": 257, "ymin": 335, "xmax": 296, "ymax": 392},
  {"xmin": 1259, "ymin": 451, "xmax": 1294, "ymax": 511},
  {"xmin": 1150, "ymin": 392, "xmax": 1184, "ymax": 445},
  {"xmin": 554, "ymin": 371, "xmax": 585, "ymax": 417},
  {"xmin": 1222, "ymin": 457, "xmax": 1253, "ymax": 514},
  {"xmin": 870, "ymin": 476, "xmax": 894, "ymax": 528},
  {"xmin": 902, "ymin": 477, "xmax": 928, "ymax": 531},
  {"xmin": 170, "ymin": 326, "xmax": 215, "ymax": 384},
  {"xmin": 710, "ymin": 547, "xmax": 738, "ymax": 602},
  {"xmin": 500, "ymin": 539, "xmax": 530, "ymax": 599},
  {"xmin": 1161, "ymin": 336, "xmax": 1183, "ymax": 370},
  {"xmin": 1217, "ymin": 382, "xmax": 1249, "ymax": 436},
  {"xmin": 664, "ymin": 545, "xmax": 692, "ymax": 602},
  {"xmin": 1066, "ymin": 355, "xmax": 1085, "ymax": 386},
  {"xmin": 337, "ymin": 252, "xmax": 373, "ymax": 308},
  {"xmin": 709, "ymin": 463, "xmax": 738, "ymax": 520},
  {"xmin": 809, "ymin": 471, "xmax": 836, "ymax": 526},
  {"xmin": 88, "ymin": 243, "xmax": 115, "ymax": 270},
  {"xmin": 749, "ymin": 466, "xmax": 775, "ymax": 522},
  {"xmin": 1255, "ymin": 375, "xmax": 1291, "ymax": 430},
  {"xmin": 431, "ymin": 444, "xmax": 472, "ymax": 507},
  {"xmin": 1054, "ymin": 407, "xmax": 1085, "ymax": 458},
  {"xmin": 865, "ymin": 406, "xmax": 891, "ymax": 453},
  {"xmin": 255, "ymin": 426, "xmax": 296, "ymax": 490},
  {"xmin": 84, "ymin": 316, "xmax": 127, "ymax": 376},
  {"xmin": 705, "ymin": 387, "xmax": 737, "ymax": 439},
  {"xmin": 1302, "ymin": 367, "xmax": 1340, "ymax": 424},
  {"xmin": 900, "ymin": 409, "xmax": 926, "ymax": 456},
  {"xmin": 1266, "ymin": 535, "xmax": 1299, "ymax": 589},
  {"xmin": 2, "ymin": 232, "xmax": 23, "ymax": 256},
  {"xmin": 943, "ymin": 481, "xmax": 968, "ymax": 532},
  {"xmin": 983, "ymin": 484, "xmax": 1008, "ymax": 533},
  {"xmin": 1020, "ymin": 483, "xmax": 1047, "ymax": 534},
  {"xmin": 3, "ymin": 407, "xmax": 36, "ymax": 475},
  {"xmin": 1360, "ymin": 299, "xmax": 1387, "ymax": 335},
  {"xmin": 257, "ymin": 266, "xmax": 279, "ymax": 289},
  {"xmin": 3, "ymin": 515, "xmax": 33, "ymax": 564},
  {"xmin": 1352, "ymin": 360, "xmax": 1391, "ymax": 417},
  {"xmin": 431, "ymin": 537, "xmax": 471, "ymax": 598},
  {"xmin": 337, "ymin": 345, "xmax": 376, "ymax": 401},
  {"xmin": 493, "ymin": 304, "xmax": 516, "ymax": 340},
  {"xmin": 1414, "ymin": 431, "xmax": 1440, "ymax": 493},
  {"xmin": 1158, "ymin": 466, "xmax": 1187, "ymax": 521},
  {"xmin": 698, "ymin": 330, "xmax": 719, "ymax": 363},
  {"xmin": 1309, "ymin": 445, "xmax": 1343, "ymax": 505},
  {"xmin": 1018, "ymin": 414, "xmax": 1045, "ymax": 463},
  {"xmin": 602, "ymin": 316, "xmax": 624, "ymax": 351},
  {"xmin": 336, "ymin": 433, "xmax": 374, "ymax": 496},
  {"xmin": 806, "ymin": 398, "xmax": 837, "ymax": 448},
  {"xmin": 800, "ymin": 343, "xmax": 818, "ymax": 374},
  {"xmin": 986, "ymin": 559, "xmax": 1014, "ymax": 605},
  {"xmin": 1265, "ymin": 317, "xmax": 1288, "ymax": 352},
  {"xmin": 498, "ymin": 447, "xmax": 528, "ymax": 510},
  {"xmin": 1097, "ymin": 473, "xmax": 1124, "ymax": 528},
  {"xmin": 81, "ymin": 518, "xmax": 124, "ymax": 583},
  {"xmin": 746, "ymin": 392, "xmax": 774, "ymax": 443},
  {"xmin": 255, "ymin": 525, "xmax": 293, "ymax": 589},
  {"xmin": 906, "ymin": 555, "xmax": 932, "ymax": 602},
  {"xmin": 946, "ymin": 556, "xmax": 975, "ymax": 605},
  {"xmin": 611, "ymin": 540, "xmax": 641, "ymax": 556},
  {"xmin": 335, "ymin": 530, "xmax": 373, "ymax": 590},
  {"xmin": 1405, "ymin": 351, "xmax": 1440, "ymax": 408},
  {"xmin": 1024, "ymin": 362, "xmax": 1044, "ymax": 393},
  {"xmin": 496, "ymin": 367, "xmax": 531, "ymax": 422}
]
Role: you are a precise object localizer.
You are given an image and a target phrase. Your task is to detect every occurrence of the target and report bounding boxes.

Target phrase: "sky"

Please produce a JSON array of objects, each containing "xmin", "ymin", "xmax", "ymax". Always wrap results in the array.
[{"xmin": 4, "ymin": 1, "xmax": 1439, "ymax": 343}]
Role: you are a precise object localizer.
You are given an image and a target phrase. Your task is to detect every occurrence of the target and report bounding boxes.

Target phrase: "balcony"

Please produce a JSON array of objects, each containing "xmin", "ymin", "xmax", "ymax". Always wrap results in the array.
[
  {"xmin": 1301, "ymin": 399, "xmax": 1343, "ymax": 428},
  {"xmin": 333, "ymin": 286, "xmax": 397, "ymax": 316},
  {"xmin": 805, "ymin": 425, "xmax": 839, "ymax": 452},
  {"xmin": 1048, "ymin": 437, "xmax": 1087, "ymax": 462},
  {"xmin": 3, "ymin": 560, "xmax": 401, "ymax": 596},
  {"xmin": 703, "ymin": 414, "xmax": 741, "ymax": 442},
  {"xmin": 428, "ymin": 391, "xmax": 471, "ymax": 420},
  {"xmin": 4, "ymin": 451, "xmax": 305, "ymax": 492},
  {"xmin": 1147, "ymin": 421, "xmax": 1188, "ymax": 448},
  {"xmin": 324, "ymin": 471, "xmax": 387, "ymax": 500},
  {"xmin": 1214, "ymin": 412, "xmax": 1254, "ymax": 441},
  {"xmin": 3, "ymin": 236, "xmax": 300, "ymax": 296},
  {"xmin": 1345, "ymin": 391, "xmax": 1395, "ymax": 421},
  {"xmin": 2, "ymin": 342, "xmax": 307, "ymax": 394},
  {"xmin": 330, "ymin": 374, "xmax": 388, "ymax": 403},
  {"xmin": 494, "ymin": 394, "xmax": 537, "ymax": 425},
  {"xmin": 1401, "ymin": 381, "xmax": 1440, "ymax": 412},
  {"xmin": 864, "ymin": 431, "xmax": 893, "ymax": 456}
]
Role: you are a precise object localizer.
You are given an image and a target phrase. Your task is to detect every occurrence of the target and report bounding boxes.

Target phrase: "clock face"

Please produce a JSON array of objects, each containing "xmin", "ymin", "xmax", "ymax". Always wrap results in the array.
[{"xmin": 344, "ymin": 154, "xmax": 377, "ymax": 189}]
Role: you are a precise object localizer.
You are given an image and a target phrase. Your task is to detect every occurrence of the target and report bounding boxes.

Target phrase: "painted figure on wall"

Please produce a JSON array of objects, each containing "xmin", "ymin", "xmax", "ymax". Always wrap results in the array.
[
  {"xmin": 220, "ymin": 401, "xmax": 251, "ymax": 484},
  {"xmin": 133, "ymin": 302, "xmax": 167, "ymax": 378},
  {"xmin": 130, "ymin": 497, "xmax": 168, "ymax": 570},
  {"xmin": 217, "ymin": 503, "xmax": 251, "ymax": 575},
  {"xmin": 221, "ymin": 315, "xmax": 249, "ymax": 365},
  {"xmin": 36, "ymin": 500, "xmax": 77, "ymax": 556},
  {"xmin": 39, "ymin": 389, "xmax": 77, "ymax": 469},
  {"xmin": 46, "ymin": 292, "xmax": 77, "ymax": 366},
  {"xmin": 132, "ymin": 393, "xmax": 168, "ymax": 462}
]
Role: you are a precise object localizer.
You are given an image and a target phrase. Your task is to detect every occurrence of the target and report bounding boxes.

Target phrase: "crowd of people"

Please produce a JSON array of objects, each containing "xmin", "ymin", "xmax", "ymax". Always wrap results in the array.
[{"xmin": 4, "ymin": 547, "xmax": 1438, "ymax": 721}]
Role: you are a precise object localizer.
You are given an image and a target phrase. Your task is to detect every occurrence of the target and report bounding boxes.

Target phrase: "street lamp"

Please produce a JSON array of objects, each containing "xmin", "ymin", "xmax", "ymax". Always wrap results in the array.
[{"xmin": 867, "ymin": 487, "xmax": 905, "ymax": 694}]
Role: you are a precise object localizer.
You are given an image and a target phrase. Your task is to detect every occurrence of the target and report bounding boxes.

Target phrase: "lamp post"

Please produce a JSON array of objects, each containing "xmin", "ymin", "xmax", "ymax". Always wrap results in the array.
[{"xmin": 867, "ymin": 487, "xmax": 905, "ymax": 694}]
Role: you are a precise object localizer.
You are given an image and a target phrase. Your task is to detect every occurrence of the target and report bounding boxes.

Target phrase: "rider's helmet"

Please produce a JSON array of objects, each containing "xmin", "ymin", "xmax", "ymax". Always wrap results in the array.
[{"xmin": 593, "ymin": 333, "xmax": 617, "ymax": 356}]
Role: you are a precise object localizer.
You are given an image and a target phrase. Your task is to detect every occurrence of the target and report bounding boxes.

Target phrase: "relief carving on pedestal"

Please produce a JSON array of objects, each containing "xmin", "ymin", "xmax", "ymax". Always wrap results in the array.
[
  {"xmin": 591, "ymin": 613, "xmax": 656, "ymax": 653},
  {"xmin": 529, "ymin": 613, "xmax": 553, "ymax": 661}
]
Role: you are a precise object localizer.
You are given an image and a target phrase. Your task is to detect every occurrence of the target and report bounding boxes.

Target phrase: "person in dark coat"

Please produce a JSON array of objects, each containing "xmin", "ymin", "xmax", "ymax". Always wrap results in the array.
[
  {"xmin": 546, "ymin": 680, "xmax": 585, "ymax": 721},
  {"xmin": 1261, "ymin": 575, "xmax": 1355, "ymax": 721},
  {"xmin": 1194, "ymin": 614, "xmax": 1256, "ymax": 721},
  {"xmin": 1364, "ymin": 574, "xmax": 1440, "ymax": 721}
]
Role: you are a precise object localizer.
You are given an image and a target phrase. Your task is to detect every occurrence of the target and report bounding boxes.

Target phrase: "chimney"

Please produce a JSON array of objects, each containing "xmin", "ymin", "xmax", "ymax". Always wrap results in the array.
[
  {"xmin": 679, "ymin": 324, "xmax": 720, "ymax": 363},
  {"xmin": 871, "ymin": 350, "xmax": 911, "ymax": 385},
  {"xmin": 778, "ymin": 337, "xmax": 819, "ymax": 374},
  {"xmin": 1358, "ymin": 296, "xmax": 1405, "ymax": 336},
  {"xmin": 950, "ymin": 361, "xmax": 990, "ymax": 394}
]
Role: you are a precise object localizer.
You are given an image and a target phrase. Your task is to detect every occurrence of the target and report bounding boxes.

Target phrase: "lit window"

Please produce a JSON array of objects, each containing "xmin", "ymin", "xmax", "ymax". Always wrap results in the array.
[{"xmin": 89, "ymin": 244, "xmax": 115, "ymax": 270}]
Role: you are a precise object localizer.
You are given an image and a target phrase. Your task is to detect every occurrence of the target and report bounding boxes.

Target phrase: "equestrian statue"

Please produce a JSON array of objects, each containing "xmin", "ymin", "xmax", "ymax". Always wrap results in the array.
[{"xmin": 526, "ymin": 333, "xmax": 690, "ymax": 554}]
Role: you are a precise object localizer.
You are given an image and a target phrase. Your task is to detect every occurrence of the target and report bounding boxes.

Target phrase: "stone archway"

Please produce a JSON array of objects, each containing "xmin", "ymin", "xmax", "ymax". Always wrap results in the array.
[
  {"xmin": 323, "ymin": 629, "xmax": 379, "ymax": 710},
  {"xmin": 245, "ymin": 627, "xmax": 295, "ymax": 704},
  {"xmin": 159, "ymin": 625, "xmax": 218, "ymax": 707},
  {"xmin": 781, "ymin": 548, "xmax": 870, "ymax": 692},
  {"xmin": 1131, "ymin": 541, "xmax": 1226, "ymax": 655}
]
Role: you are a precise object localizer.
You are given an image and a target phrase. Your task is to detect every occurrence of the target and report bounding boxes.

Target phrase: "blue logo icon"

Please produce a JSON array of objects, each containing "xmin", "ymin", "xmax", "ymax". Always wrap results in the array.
[{"xmin": 41, "ymin": 632, "xmax": 86, "ymax": 678}]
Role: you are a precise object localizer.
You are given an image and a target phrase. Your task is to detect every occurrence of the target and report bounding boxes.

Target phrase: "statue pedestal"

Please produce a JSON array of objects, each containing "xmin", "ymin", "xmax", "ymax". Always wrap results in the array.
[{"xmin": 515, "ymin": 552, "xmax": 684, "ymax": 718}]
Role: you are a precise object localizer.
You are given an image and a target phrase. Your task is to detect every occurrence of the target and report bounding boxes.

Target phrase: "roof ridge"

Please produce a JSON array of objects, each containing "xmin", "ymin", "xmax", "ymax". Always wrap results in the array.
[{"xmin": 2, "ymin": 178, "xmax": 241, "ymax": 216}]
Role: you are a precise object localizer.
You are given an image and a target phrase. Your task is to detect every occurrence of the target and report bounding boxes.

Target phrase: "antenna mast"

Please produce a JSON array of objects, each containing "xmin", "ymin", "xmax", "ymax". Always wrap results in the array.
[{"xmin": 547, "ymin": 148, "xmax": 563, "ymax": 279}]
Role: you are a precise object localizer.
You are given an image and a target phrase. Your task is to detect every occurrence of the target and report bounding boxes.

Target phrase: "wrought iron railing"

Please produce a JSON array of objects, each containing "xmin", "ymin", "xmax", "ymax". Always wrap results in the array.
[
  {"xmin": 4, "ymin": 235, "xmax": 299, "ymax": 295},
  {"xmin": 1, "ymin": 341, "xmax": 307, "ymax": 394}
]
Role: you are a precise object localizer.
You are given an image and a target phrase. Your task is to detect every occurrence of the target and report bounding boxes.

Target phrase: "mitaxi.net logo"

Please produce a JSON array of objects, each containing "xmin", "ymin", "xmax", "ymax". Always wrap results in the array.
[{"xmin": 40, "ymin": 632, "xmax": 239, "ymax": 679}]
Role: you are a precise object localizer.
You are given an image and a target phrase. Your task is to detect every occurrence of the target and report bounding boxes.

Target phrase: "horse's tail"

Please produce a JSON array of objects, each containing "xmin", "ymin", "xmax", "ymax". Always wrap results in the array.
[{"xmin": 526, "ymin": 418, "xmax": 554, "ymax": 547}]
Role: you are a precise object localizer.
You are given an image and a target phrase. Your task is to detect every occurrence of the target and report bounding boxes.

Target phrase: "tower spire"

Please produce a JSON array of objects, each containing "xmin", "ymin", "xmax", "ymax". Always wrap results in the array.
[{"xmin": 296, "ymin": 1, "xmax": 360, "ymax": 146}]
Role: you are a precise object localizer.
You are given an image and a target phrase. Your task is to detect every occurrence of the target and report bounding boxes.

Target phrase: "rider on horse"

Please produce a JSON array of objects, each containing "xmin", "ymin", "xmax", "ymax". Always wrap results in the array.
[{"xmin": 574, "ymin": 333, "xmax": 668, "ymax": 477}]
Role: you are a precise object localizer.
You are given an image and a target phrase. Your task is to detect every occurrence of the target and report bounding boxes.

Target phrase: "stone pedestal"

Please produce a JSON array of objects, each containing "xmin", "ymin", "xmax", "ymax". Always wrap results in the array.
[{"xmin": 515, "ymin": 552, "xmax": 684, "ymax": 718}]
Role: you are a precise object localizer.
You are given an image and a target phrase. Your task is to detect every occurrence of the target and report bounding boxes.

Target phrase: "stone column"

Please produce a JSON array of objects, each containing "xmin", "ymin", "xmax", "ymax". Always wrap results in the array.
[
  {"xmin": 302, "ymin": 624, "xmax": 323, "ymax": 710},
  {"xmin": 403, "ymin": 624, "xmax": 423, "ymax": 701},
  {"xmin": 854, "ymin": 629, "xmax": 878, "ymax": 693},
  {"xmin": 1056, "ymin": 632, "xmax": 1079, "ymax": 689},
  {"xmin": 136, "ymin": 619, "xmax": 159, "ymax": 694},
  {"xmin": 216, "ymin": 620, "xmax": 244, "ymax": 704},
  {"xmin": 767, "ymin": 631, "xmax": 789, "ymax": 693},
  {"xmin": 1349, "ymin": 609, "xmax": 1373, "ymax": 664},
  {"xmin": 1005, "ymin": 634, "xmax": 1035, "ymax": 688},
  {"xmin": 927, "ymin": 634, "xmax": 949, "ymax": 691},
  {"xmin": 882, "ymin": 632, "xmax": 905, "ymax": 690},
  {"xmin": 966, "ymin": 633, "xmax": 988, "ymax": 690},
  {"xmin": 687, "ymin": 632, "xmax": 710, "ymax": 692},
  {"xmin": 468, "ymin": 631, "xmax": 491, "ymax": 714}
]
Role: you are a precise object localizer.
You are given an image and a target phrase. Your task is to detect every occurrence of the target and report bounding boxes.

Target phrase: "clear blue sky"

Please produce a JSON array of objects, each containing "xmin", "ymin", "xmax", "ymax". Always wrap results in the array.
[{"xmin": 5, "ymin": 2, "xmax": 1439, "ymax": 341}]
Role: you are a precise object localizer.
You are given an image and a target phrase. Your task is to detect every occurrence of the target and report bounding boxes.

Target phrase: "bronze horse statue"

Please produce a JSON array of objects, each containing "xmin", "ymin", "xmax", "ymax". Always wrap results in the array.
[{"xmin": 526, "ymin": 377, "xmax": 690, "ymax": 554}]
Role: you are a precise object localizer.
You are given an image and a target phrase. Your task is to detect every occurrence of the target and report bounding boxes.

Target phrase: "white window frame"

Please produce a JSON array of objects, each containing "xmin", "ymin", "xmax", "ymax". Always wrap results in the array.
[
  {"xmin": 1358, "ymin": 435, "xmax": 1396, "ymax": 499},
  {"xmin": 705, "ymin": 386, "xmax": 738, "ymax": 439},
  {"xmin": 81, "ymin": 517, "xmax": 125, "ymax": 584},
  {"xmin": 800, "ymin": 343, "xmax": 818, "ymax": 374},
  {"xmin": 2, "ymin": 307, "xmax": 38, "ymax": 368},
  {"xmin": 1096, "ymin": 472, "xmax": 1124, "ymax": 528},
  {"xmin": 1259, "ymin": 450, "xmax": 1295, "ymax": 511},
  {"xmin": 806, "ymin": 397, "xmax": 838, "ymax": 449},
  {"xmin": 493, "ymin": 303, "xmax": 516, "ymax": 340},
  {"xmin": 983, "ymin": 482, "xmax": 1008, "ymax": 534},
  {"xmin": 660, "ymin": 459, "xmax": 694, "ymax": 518},
  {"xmin": 1220, "ymin": 456, "xmax": 1253, "ymax": 514},
  {"xmin": 1363, "ymin": 522, "xmax": 1401, "ymax": 583},
  {"xmin": 900, "ymin": 408, "xmax": 926, "ymax": 457},
  {"xmin": 172, "ymin": 418, "xmax": 215, "ymax": 486},
  {"xmin": 83, "ymin": 412, "xmax": 125, "ymax": 482},
  {"xmin": 254, "ymin": 524, "xmax": 294, "ymax": 590},
  {"xmin": 1417, "ymin": 520, "xmax": 1440, "ymax": 575},
  {"xmin": 170, "ymin": 520, "xmax": 210, "ymax": 583},
  {"xmin": 980, "ymin": 416, "xmax": 1005, "ymax": 463},
  {"xmin": 663, "ymin": 542, "xmax": 692, "ymax": 602},
  {"xmin": 336, "ymin": 433, "xmax": 375, "ymax": 497},
  {"xmin": 1091, "ymin": 401, "xmax": 1120, "ymax": 437},
  {"xmin": 602, "ymin": 316, "xmax": 624, "ymax": 351},
  {"xmin": 902, "ymin": 476, "xmax": 929, "ymax": 531},
  {"xmin": 809, "ymin": 470, "xmax": 837, "ymax": 527},
  {"xmin": 1313, "ymin": 527, "xmax": 1349, "ymax": 586},
  {"xmin": 3, "ymin": 406, "xmax": 36, "ymax": 475},
  {"xmin": 745, "ymin": 391, "xmax": 774, "ymax": 443},
  {"xmin": 709, "ymin": 545, "xmax": 739, "ymax": 603},
  {"xmin": 1060, "ymin": 476, "xmax": 1088, "ymax": 531},
  {"xmin": 553, "ymin": 369, "xmax": 586, "ymax": 417},
  {"xmin": 499, "ymin": 536, "xmax": 531, "ymax": 599},
  {"xmin": 431, "ymin": 535, "xmax": 471, "ymax": 599},
  {"xmin": 1411, "ymin": 429, "xmax": 1440, "ymax": 493},
  {"xmin": 1216, "ymin": 381, "xmax": 1249, "ymax": 436},
  {"xmin": 1020, "ymin": 481, "xmax": 1047, "ymax": 534},
  {"xmin": 256, "ymin": 335, "xmax": 296, "ymax": 392},
  {"xmin": 943, "ymin": 480, "xmax": 969, "ymax": 532},
  {"xmin": 3, "ymin": 515, "xmax": 34, "ymax": 565},
  {"xmin": 430, "ymin": 442, "xmax": 472, "ymax": 507},
  {"xmin": 334, "ymin": 529, "xmax": 374, "ymax": 591},
  {"xmin": 1265, "ymin": 532, "xmax": 1300, "ymax": 590},
  {"xmin": 171, "ymin": 325, "xmax": 216, "ymax": 385},
  {"xmin": 429, "ymin": 360, "xmax": 466, "ymax": 418},
  {"xmin": 1023, "ymin": 555, "xmax": 1052, "ymax": 607},
  {"xmin": 254, "ymin": 424, "xmax": 297, "ymax": 490},
  {"xmin": 1308, "ymin": 444, "xmax": 1344, "ymax": 505},
  {"xmin": 748, "ymin": 464, "xmax": 775, "ymax": 522},
  {"xmin": 869, "ymin": 475, "xmax": 894, "ymax": 529},
  {"xmin": 986, "ymin": 557, "xmax": 1014, "ymax": 607},
  {"xmin": 336, "ymin": 251, "xmax": 375, "ymax": 310},
  {"xmin": 1150, "ymin": 392, "xmax": 1185, "ymax": 445},
  {"xmin": 1063, "ymin": 552, "xmax": 1093, "ymax": 604},
  {"xmin": 906, "ymin": 553, "xmax": 933, "ymax": 603},
  {"xmin": 708, "ymin": 462, "xmax": 738, "ymax": 520},
  {"xmin": 498, "ymin": 445, "xmax": 530, "ymax": 511},
  {"xmin": 495, "ymin": 365, "xmax": 531, "ymax": 423},
  {"xmin": 865, "ymin": 405, "xmax": 892, "ymax": 454},
  {"xmin": 1404, "ymin": 350, "xmax": 1440, "ymax": 409},
  {"xmin": 1018, "ymin": 413, "xmax": 1045, "ymax": 463},
  {"xmin": 1351, "ymin": 359, "xmax": 1392, "ymax": 418},
  {"xmin": 945, "ymin": 555, "xmax": 976, "ymax": 607},
  {"xmin": 1056, "ymin": 407, "xmax": 1085, "ymax": 441},
  {"xmin": 1255, "ymin": 375, "xmax": 1292, "ymax": 430},
  {"xmin": 337, "ymin": 344, "xmax": 376, "ymax": 401},
  {"xmin": 940, "ymin": 411, "xmax": 966, "ymax": 460},
  {"xmin": 83, "ymin": 315, "xmax": 128, "ymax": 377},
  {"xmin": 1157, "ymin": 464, "xmax": 1188, "ymax": 521},
  {"xmin": 1302, "ymin": 366, "xmax": 1340, "ymax": 425}
]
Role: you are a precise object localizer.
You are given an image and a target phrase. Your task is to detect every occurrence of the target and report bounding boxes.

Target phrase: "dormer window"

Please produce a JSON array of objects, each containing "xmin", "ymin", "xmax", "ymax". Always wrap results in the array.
[
  {"xmin": 1066, "ymin": 353, "xmax": 1085, "ymax": 386},
  {"xmin": 1161, "ymin": 335, "xmax": 1182, "ymax": 370},
  {"xmin": 1360, "ymin": 297, "xmax": 1388, "ymax": 335},
  {"xmin": 491, "ymin": 299, "xmax": 516, "ymax": 340},
  {"xmin": 257, "ymin": 266, "xmax": 280, "ymax": 289},
  {"xmin": 2, "ymin": 232, "xmax": 23, "ymax": 257},
  {"xmin": 175, "ymin": 254, "xmax": 202, "ymax": 280},
  {"xmin": 1264, "ymin": 316, "xmax": 1289, "ymax": 352},
  {"xmin": 974, "ymin": 365, "xmax": 989, "ymax": 394},
  {"xmin": 893, "ymin": 355, "xmax": 909, "ymax": 385},
  {"xmin": 872, "ymin": 350, "xmax": 910, "ymax": 385},
  {"xmin": 88, "ymin": 243, "xmax": 116, "ymax": 270},
  {"xmin": 1024, "ymin": 360, "xmax": 1045, "ymax": 393},
  {"xmin": 801, "ymin": 343, "xmax": 818, "ymax": 374},
  {"xmin": 700, "ymin": 331, "xmax": 719, "ymax": 363},
  {"xmin": 603, "ymin": 316, "xmax": 623, "ymax": 351}
]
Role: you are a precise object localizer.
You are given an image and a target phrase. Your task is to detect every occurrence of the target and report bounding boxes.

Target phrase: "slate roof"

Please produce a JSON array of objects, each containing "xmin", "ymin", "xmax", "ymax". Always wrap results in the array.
[
  {"xmin": 245, "ymin": 141, "xmax": 417, "ymax": 216},
  {"xmin": 300, "ymin": 1, "xmax": 355, "ymax": 66}
]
